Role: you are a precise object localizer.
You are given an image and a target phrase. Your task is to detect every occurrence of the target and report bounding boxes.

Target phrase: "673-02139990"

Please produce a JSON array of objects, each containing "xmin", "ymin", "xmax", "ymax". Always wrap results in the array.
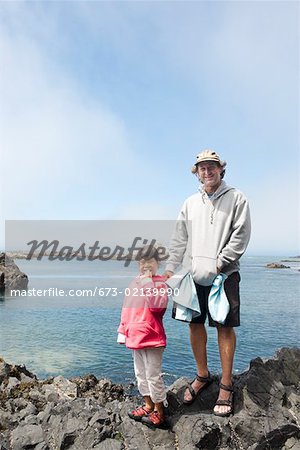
[{"xmin": 96, "ymin": 287, "xmax": 179, "ymax": 297}]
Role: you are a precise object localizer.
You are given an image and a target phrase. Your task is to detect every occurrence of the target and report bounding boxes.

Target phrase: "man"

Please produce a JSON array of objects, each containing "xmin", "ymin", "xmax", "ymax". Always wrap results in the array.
[{"xmin": 164, "ymin": 150, "xmax": 251, "ymax": 416}]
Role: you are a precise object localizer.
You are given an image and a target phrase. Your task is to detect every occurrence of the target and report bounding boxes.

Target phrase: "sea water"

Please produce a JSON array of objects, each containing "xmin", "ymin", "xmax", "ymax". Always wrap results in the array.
[{"xmin": 0, "ymin": 256, "xmax": 299, "ymax": 386}]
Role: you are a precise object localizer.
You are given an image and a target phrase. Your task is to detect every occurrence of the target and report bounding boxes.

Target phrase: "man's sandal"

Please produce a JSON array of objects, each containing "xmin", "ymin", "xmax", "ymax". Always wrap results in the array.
[
  {"xmin": 128, "ymin": 405, "xmax": 153, "ymax": 421},
  {"xmin": 213, "ymin": 383, "xmax": 234, "ymax": 417},
  {"xmin": 183, "ymin": 372, "xmax": 212, "ymax": 405}
]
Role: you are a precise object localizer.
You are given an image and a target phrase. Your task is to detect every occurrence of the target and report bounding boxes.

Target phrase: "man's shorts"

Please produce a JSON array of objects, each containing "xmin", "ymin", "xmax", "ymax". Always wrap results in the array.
[{"xmin": 193, "ymin": 272, "xmax": 241, "ymax": 327}]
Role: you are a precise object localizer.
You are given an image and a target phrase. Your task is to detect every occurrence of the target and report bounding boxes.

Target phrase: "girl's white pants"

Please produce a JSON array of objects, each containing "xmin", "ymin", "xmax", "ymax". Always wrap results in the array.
[{"xmin": 132, "ymin": 347, "xmax": 166, "ymax": 403}]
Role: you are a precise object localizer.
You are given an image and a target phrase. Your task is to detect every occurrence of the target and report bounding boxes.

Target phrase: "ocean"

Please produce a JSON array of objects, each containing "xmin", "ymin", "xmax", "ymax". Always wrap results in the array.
[{"xmin": 0, "ymin": 256, "xmax": 299, "ymax": 386}]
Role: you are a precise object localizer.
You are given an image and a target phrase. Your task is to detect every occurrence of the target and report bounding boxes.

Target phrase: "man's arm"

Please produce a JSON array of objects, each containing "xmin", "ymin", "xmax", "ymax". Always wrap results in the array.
[
  {"xmin": 164, "ymin": 202, "xmax": 189, "ymax": 277},
  {"xmin": 217, "ymin": 197, "xmax": 251, "ymax": 270}
]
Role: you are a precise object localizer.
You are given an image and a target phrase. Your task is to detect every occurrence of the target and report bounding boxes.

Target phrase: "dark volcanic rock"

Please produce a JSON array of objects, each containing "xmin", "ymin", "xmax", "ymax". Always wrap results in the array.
[
  {"xmin": 10, "ymin": 424, "xmax": 44, "ymax": 450},
  {"xmin": 0, "ymin": 253, "xmax": 28, "ymax": 294},
  {"xmin": 70, "ymin": 374, "xmax": 125, "ymax": 405},
  {"xmin": 266, "ymin": 262, "xmax": 291, "ymax": 269},
  {"xmin": 169, "ymin": 347, "xmax": 300, "ymax": 450},
  {"xmin": 0, "ymin": 348, "xmax": 299, "ymax": 449},
  {"xmin": 0, "ymin": 358, "xmax": 37, "ymax": 386}
]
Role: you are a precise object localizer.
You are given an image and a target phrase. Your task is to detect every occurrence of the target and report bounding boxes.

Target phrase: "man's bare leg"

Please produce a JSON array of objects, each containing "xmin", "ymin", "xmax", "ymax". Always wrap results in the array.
[
  {"xmin": 184, "ymin": 323, "xmax": 210, "ymax": 402},
  {"xmin": 213, "ymin": 327, "xmax": 236, "ymax": 415}
]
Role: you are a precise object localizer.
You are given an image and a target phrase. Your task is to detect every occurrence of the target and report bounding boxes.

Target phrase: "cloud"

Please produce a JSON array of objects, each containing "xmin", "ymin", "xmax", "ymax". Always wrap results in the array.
[
  {"xmin": 0, "ymin": 9, "xmax": 140, "ymax": 249},
  {"xmin": 247, "ymin": 174, "xmax": 300, "ymax": 255},
  {"xmin": 0, "ymin": 17, "xmax": 135, "ymax": 221},
  {"xmin": 114, "ymin": 202, "xmax": 178, "ymax": 220},
  {"xmin": 150, "ymin": 2, "xmax": 298, "ymax": 153},
  {"xmin": 0, "ymin": 2, "xmax": 298, "ymax": 255},
  {"xmin": 153, "ymin": 2, "xmax": 298, "ymax": 97}
]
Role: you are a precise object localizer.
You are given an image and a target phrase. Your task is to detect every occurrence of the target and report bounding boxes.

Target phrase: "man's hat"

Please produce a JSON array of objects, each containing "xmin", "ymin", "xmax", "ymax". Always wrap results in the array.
[{"xmin": 191, "ymin": 150, "xmax": 226, "ymax": 174}]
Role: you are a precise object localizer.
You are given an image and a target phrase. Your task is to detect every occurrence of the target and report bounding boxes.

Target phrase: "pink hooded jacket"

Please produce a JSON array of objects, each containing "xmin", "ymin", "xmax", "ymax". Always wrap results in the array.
[{"xmin": 117, "ymin": 275, "xmax": 168, "ymax": 350}]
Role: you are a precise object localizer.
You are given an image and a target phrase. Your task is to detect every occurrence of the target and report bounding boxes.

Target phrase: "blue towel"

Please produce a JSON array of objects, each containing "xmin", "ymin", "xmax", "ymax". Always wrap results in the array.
[
  {"xmin": 166, "ymin": 269, "xmax": 200, "ymax": 322},
  {"xmin": 208, "ymin": 273, "xmax": 230, "ymax": 324}
]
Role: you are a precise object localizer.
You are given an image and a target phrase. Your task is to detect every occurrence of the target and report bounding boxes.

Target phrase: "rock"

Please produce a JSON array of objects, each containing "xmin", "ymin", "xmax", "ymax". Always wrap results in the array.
[
  {"xmin": 117, "ymin": 398, "xmax": 175, "ymax": 449},
  {"xmin": 34, "ymin": 443, "xmax": 49, "ymax": 450},
  {"xmin": 19, "ymin": 402, "xmax": 38, "ymax": 420},
  {"xmin": 70, "ymin": 375, "xmax": 124, "ymax": 405},
  {"xmin": 0, "ymin": 407, "xmax": 14, "ymax": 432},
  {"xmin": 284, "ymin": 436, "xmax": 300, "ymax": 449},
  {"xmin": 266, "ymin": 262, "xmax": 290, "ymax": 269},
  {"xmin": 72, "ymin": 427, "xmax": 105, "ymax": 449},
  {"xmin": 53, "ymin": 375, "xmax": 77, "ymax": 398},
  {"xmin": 43, "ymin": 375, "xmax": 77, "ymax": 401},
  {"xmin": 0, "ymin": 357, "xmax": 37, "ymax": 387},
  {"xmin": 170, "ymin": 347, "xmax": 300, "ymax": 449},
  {"xmin": 5, "ymin": 377, "xmax": 20, "ymax": 393},
  {"xmin": 53, "ymin": 414, "xmax": 84, "ymax": 449},
  {"xmin": 0, "ymin": 349, "xmax": 299, "ymax": 449},
  {"xmin": 10, "ymin": 424, "xmax": 44, "ymax": 450},
  {"xmin": 0, "ymin": 430, "xmax": 12, "ymax": 450},
  {"xmin": 0, "ymin": 360, "xmax": 10, "ymax": 386},
  {"xmin": 93, "ymin": 439, "xmax": 123, "ymax": 450},
  {"xmin": 70, "ymin": 373, "xmax": 98, "ymax": 393},
  {"xmin": 24, "ymin": 413, "xmax": 39, "ymax": 425},
  {"xmin": 28, "ymin": 387, "xmax": 47, "ymax": 405},
  {"xmin": 0, "ymin": 252, "xmax": 28, "ymax": 294},
  {"xmin": 174, "ymin": 416, "xmax": 222, "ymax": 449},
  {"xmin": 42, "ymin": 384, "xmax": 60, "ymax": 403},
  {"xmin": 89, "ymin": 408, "xmax": 111, "ymax": 426},
  {"xmin": 20, "ymin": 373, "xmax": 36, "ymax": 383}
]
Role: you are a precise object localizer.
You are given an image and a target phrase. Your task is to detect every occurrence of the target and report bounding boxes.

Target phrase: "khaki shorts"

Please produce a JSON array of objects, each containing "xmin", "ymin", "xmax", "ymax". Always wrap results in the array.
[{"xmin": 193, "ymin": 271, "xmax": 241, "ymax": 327}]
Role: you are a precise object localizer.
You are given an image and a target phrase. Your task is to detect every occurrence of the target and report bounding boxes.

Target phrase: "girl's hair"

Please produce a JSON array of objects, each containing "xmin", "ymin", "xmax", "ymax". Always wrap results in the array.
[{"xmin": 136, "ymin": 245, "xmax": 160, "ymax": 262}]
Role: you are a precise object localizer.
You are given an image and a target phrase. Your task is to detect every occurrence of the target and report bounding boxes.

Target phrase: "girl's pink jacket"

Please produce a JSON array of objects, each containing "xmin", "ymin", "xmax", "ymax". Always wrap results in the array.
[{"xmin": 117, "ymin": 275, "xmax": 168, "ymax": 350}]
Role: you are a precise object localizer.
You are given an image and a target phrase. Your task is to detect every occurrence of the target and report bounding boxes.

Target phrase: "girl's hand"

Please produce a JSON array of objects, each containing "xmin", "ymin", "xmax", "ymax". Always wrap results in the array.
[{"xmin": 144, "ymin": 269, "xmax": 152, "ymax": 278}]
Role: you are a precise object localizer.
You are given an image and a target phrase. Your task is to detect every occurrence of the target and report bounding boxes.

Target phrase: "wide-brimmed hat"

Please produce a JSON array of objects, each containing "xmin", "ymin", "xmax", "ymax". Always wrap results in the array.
[{"xmin": 191, "ymin": 150, "xmax": 226, "ymax": 174}]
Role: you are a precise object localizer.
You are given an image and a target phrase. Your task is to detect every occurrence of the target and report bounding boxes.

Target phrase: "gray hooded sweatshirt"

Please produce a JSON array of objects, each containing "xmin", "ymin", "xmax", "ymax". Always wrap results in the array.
[{"xmin": 166, "ymin": 180, "xmax": 251, "ymax": 286}]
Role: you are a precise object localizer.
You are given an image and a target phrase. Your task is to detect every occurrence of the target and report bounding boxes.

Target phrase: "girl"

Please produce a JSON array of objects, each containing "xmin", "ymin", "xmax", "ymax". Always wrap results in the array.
[{"xmin": 117, "ymin": 245, "xmax": 169, "ymax": 429}]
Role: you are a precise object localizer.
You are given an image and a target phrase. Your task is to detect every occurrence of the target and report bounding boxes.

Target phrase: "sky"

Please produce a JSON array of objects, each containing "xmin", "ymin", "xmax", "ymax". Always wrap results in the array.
[{"xmin": 0, "ymin": 1, "xmax": 299, "ymax": 256}]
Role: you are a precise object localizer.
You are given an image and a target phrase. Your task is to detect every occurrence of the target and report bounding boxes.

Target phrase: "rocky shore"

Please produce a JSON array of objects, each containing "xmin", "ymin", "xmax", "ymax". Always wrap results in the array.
[
  {"xmin": 0, "ymin": 348, "xmax": 299, "ymax": 450},
  {"xmin": 0, "ymin": 253, "xmax": 28, "ymax": 294}
]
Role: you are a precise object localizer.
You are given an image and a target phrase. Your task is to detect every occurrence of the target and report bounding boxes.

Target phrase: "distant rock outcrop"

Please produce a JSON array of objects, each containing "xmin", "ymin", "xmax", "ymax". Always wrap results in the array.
[
  {"xmin": 266, "ymin": 262, "xmax": 290, "ymax": 269},
  {"xmin": 0, "ymin": 348, "xmax": 299, "ymax": 449},
  {"xmin": 0, "ymin": 252, "xmax": 28, "ymax": 294}
]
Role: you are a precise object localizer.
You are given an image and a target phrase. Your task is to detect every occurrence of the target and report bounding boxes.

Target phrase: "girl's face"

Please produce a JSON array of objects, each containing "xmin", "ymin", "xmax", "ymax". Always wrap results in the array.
[{"xmin": 139, "ymin": 257, "xmax": 159, "ymax": 276}]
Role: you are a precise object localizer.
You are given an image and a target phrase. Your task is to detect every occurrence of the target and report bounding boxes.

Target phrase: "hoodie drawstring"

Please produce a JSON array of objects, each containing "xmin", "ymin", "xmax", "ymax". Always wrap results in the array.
[
  {"xmin": 201, "ymin": 191, "xmax": 216, "ymax": 224},
  {"xmin": 210, "ymin": 206, "xmax": 215, "ymax": 224},
  {"xmin": 199, "ymin": 181, "xmax": 232, "ymax": 225}
]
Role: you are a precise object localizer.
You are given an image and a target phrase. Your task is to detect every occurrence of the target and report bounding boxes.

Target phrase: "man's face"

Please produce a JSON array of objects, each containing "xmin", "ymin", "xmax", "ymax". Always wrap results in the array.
[{"xmin": 197, "ymin": 161, "xmax": 222, "ymax": 191}]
